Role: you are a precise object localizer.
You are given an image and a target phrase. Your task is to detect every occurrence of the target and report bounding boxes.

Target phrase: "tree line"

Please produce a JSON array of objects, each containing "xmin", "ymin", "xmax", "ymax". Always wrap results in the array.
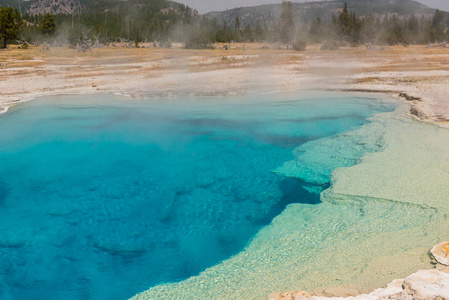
[
  {"xmin": 305, "ymin": 2, "xmax": 447, "ymax": 47},
  {"xmin": 203, "ymin": 1, "xmax": 448, "ymax": 49},
  {"xmin": 0, "ymin": 0, "xmax": 448, "ymax": 49},
  {"xmin": 1, "ymin": 0, "xmax": 198, "ymax": 48}
]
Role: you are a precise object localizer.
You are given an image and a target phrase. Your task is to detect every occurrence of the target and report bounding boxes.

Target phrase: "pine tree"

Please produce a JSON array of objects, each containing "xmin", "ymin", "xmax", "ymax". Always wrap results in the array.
[
  {"xmin": 234, "ymin": 16, "xmax": 241, "ymax": 41},
  {"xmin": 338, "ymin": 2, "xmax": 353, "ymax": 40},
  {"xmin": 309, "ymin": 16, "xmax": 323, "ymax": 44},
  {"xmin": 363, "ymin": 14, "xmax": 376, "ymax": 43},
  {"xmin": 406, "ymin": 14, "xmax": 419, "ymax": 44},
  {"xmin": 184, "ymin": 22, "xmax": 213, "ymax": 49},
  {"xmin": 278, "ymin": 0, "xmax": 295, "ymax": 46},
  {"xmin": 428, "ymin": 9, "xmax": 445, "ymax": 42},
  {"xmin": 242, "ymin": 24, "xmax": 254, "ymax": 42},
  {"xmin": 408, "ymin": 15, "xmax": 419, "ymax": 35},
  {"xmin": 0, "ymin": 7, "xmax": 23, "ymax": 48},
  {"xmin": 40, "ymin": 12, "xmax": 56, "ymax": 36},
  {"xmin": 255, "ymin": 20, "xmax": 264, "ymax": 42},
  {"xmin": 212, "ymin": 17, "xmax": 218, "ymax": 30},
  {"xmin": 332, "ymin": 13, "xmax": 337, "ymax": 26},
  {"xmin": 351, "ymin": 11, "xmax": 362, "ymax": 44},
  {"xmin": 212, "ymin": 17, "xmax": 218, "ymax": 40}
]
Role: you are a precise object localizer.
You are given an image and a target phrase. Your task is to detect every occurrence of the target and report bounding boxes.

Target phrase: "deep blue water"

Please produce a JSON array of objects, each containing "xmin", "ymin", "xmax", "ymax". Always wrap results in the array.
[{"xmin": 0, "ymin": 93, "xmax": 394, "ymax": 300}]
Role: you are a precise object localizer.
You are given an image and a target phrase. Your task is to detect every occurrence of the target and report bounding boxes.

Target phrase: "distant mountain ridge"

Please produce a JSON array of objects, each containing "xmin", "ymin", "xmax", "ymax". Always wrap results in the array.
[
  {"xmin": 204, "ymin": 0, "xmax": 446, "ymax": 28},
  {"xmin": 0, "ymin": 0, "xmax": 443, "ymax": 24},
  {"xmin": 0, "ymin": 0, "xmax": 197, "ymax": 16},
  {"xmin": 27, "ymin": 0, "xmax": 82, "ymax": 15}
]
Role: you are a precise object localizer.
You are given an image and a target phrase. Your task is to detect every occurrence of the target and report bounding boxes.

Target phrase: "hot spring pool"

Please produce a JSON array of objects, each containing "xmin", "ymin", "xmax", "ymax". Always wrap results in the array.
[{"xmin": 0, "ymin": 92, "xmax": 396, "ymax": 300}]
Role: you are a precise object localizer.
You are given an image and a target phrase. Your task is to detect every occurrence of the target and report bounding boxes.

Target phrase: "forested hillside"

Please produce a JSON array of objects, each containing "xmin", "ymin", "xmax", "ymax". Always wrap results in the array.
[
  {"xmin": 0, "ymin": 0, "xmax": 448, "ymax": 49},
  {"xmin": 205, "ymin": 0, "xmax": 446, "ymax": 28},
  {"xmin": 0, "ymin": 0, "xmax": 199, "ymax": 44}
]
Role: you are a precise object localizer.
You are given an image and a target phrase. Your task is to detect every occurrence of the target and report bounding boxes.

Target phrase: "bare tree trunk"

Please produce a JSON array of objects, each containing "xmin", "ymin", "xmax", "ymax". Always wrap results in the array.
[
  {"xmin": 41, "ymin": 42, "xmax": 50, "ymax": 53},
  {"xmin": 127, "ymin": 16, "xmax": 130, "ymax": 39}
]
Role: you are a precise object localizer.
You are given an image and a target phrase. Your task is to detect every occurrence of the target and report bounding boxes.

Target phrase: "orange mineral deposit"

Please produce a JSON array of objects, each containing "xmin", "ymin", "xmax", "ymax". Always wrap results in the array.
[{"xmin": 443, "ymin": 242, "xmax": 449, "ymax": 256}]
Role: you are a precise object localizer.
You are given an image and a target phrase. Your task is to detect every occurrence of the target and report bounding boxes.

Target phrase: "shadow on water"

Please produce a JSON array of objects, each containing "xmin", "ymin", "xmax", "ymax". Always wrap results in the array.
[{"xmin": 256, "ymin": 177, "xmax": 322, "ymax": 226}]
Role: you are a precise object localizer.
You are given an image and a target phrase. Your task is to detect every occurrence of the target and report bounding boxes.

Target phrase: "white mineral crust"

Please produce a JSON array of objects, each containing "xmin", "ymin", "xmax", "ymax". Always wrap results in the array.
[{"xmin": 431, "ymin": 241, "xmax": 449, "ymax": 266}]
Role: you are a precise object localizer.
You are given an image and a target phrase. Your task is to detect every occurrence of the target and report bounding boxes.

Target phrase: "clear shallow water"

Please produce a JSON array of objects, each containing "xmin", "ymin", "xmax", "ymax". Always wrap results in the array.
[
  {"xmin": 137, "ymin": 103, "xmax": 449, "ymax": 300},
  {"xmin": 0, "ymin": 93, "xmax": 394, "ymax": 300}
]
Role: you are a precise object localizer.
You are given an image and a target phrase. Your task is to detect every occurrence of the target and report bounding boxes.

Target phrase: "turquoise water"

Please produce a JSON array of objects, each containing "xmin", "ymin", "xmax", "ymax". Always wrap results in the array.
[{"xmin": 0, "ymin": 93, "xmax": 394, "ymax": 300}]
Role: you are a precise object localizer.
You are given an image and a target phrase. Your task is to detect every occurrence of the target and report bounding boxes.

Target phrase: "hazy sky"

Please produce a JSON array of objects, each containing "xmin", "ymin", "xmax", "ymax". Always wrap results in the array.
[{"xmin": 178, "ymin": 0, "xmax": 449, "ymax": 14}]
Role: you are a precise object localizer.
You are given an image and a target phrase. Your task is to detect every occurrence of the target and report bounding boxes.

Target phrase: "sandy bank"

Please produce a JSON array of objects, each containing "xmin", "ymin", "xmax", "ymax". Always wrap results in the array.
[{"xmin": 1, "ymin": 44, "xmax": 448, "ymax": 124}]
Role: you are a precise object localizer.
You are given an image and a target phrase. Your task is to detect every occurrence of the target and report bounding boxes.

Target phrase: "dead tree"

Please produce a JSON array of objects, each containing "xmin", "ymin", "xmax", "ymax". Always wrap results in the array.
[
  {"xmin": 92, "ymin": 34, "xmax": 104, "ymax": 48},
  {"xmin": 366, "ymin": 43, "xmax": 390, "ymax": 51},
  {"xmin": 32, "ymin": 36, "xmax": 42, "ymax": 47},
  {"xmin": 117, "ymin": 37, "xmax": 132, "ymax": 48},
  {"xmin": 426, "ymin": 42, "xmax": 447, "ymax": 48},
  {"xmin": 159, "ymin": 39, "xmax": 171, "ymax": 49},
  {"xmin": 16, "ymin": 38, "xmax": 30, "ymax": 49},
  {"xmin": 51, "ymin": 35, "xmax": 67, "ymax": 47},
  {"xmin": 76, "ymin": 30, "xmax": 93, "ymax": 52},
  {"xmin": 41, "ymin": 43, "xmax": 50, "ymax": 53}
]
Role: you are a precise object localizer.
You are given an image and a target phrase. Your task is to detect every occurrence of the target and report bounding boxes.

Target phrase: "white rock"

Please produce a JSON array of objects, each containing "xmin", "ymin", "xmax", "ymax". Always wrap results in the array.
[
  {"xmin": 431, "ymin": 241, "xmax": 449, "ymax": 266},
  {"xmin": 269, "ymin": 269, "xmax": 449, "ymax": 300},
  {"xmin": 0, "ymin": 106, "xmax": 8, "ymax": 114},
  {"xmin": 402, "ymin": 269, "xmax": 449, "ymax": 299},
  {"xmin": 368, "ymin": 278, "xmax": 404, "ymax": 298}
]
